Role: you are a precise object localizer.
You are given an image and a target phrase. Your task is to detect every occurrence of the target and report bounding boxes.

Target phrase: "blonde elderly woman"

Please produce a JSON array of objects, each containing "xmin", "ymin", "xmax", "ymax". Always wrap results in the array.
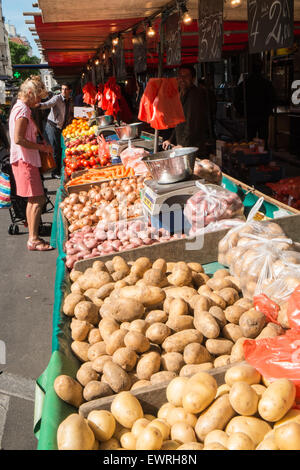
[{"xmin": 9, "ymin": 76, "xmax": 54, "ymax": 251}]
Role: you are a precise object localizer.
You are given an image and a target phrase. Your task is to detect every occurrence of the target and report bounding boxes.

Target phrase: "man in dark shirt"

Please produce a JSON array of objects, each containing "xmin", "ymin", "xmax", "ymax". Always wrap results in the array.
[
  {"xmin": 163, "ymin": 65, "xmax": 209, "ymax": 154},
  {"xmin": 234, "ymin": 61, "xmax": 277, "ymax": 144}
]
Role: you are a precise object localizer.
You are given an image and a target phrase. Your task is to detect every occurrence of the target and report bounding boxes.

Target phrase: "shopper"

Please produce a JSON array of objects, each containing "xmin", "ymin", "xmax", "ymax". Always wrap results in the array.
[
  {"xmin": 234, "ymin": 61, "xmax": 277, "ymax": 145},
  {"xmin": 162, "ymin": 65, "xmax": 209, "ymax": 153},
  {"xmin": 9, "ymin": 76, "xmax": 53, "ymax": 251},
  {"xmin": 38, "ymin": 83, "xmax": 74, "ymax": 179}
]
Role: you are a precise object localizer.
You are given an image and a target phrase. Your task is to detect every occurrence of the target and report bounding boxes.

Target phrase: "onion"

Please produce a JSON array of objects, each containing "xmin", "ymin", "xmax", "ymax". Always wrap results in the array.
[{"xmin": 127, "ymin": 192, "xmax": 137, "ymax": 204}]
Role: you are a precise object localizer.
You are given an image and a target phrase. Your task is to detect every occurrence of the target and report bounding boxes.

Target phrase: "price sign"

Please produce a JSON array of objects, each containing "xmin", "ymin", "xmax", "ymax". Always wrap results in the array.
[
  {"xmin": 133, "ymin": 33, "xmax": 147, "ymax": 74},
  {"xmin": 248, "ymin": 0, "xmax": 294, "ymax": 54},
  {"xmin": 198, "ymin": 0, "xmax": 224, "ymax": 62},
  {"xmin": 165, "ymin": 13, "xmax": 181, "ymax": 66}
]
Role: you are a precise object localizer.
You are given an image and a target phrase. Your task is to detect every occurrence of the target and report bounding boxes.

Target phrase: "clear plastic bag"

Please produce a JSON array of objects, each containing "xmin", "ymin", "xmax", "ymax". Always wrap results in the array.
[
  {"xmin": 184, "ymin": 183, "xmax": 244, "ymax": 237},
  {"xmin": 120, "ymin": 144, "xmax": 149, "ymax": 176},
  {"xmin": 194, "ymin": 159, "xmax": 222, "ymax": 185}
]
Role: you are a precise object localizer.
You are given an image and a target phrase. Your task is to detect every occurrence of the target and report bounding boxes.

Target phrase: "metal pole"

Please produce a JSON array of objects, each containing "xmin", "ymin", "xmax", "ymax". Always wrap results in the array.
[{"xmin": 154, "ymin": 15, "xmax": 165, "ymax": 153}]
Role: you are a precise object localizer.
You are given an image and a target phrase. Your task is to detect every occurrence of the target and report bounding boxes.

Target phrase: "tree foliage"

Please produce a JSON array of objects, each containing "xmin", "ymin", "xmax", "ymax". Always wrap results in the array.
[{"xmin": 9, "ymin": 40, "xmax": 40, "ymax": 82}]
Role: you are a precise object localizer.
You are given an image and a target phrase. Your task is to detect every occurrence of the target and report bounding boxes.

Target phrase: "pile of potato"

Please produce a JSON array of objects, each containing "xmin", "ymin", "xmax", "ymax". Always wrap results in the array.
[
  {"xmin": 57, "ymin": 363, "xmax": 300, "ymax": 450},
  {"xmin": 54, "ymin": 256, "xmax": 286, "ymax": 408}
]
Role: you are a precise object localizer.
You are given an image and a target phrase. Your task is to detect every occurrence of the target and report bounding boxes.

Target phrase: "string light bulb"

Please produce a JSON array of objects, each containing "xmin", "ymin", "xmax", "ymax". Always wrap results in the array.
[
  {"xmin": 112, "ymin": 36, "xmax": 119, "ymax": 46},
  {"xmin": 147, "ymin": 23, "xmax": 156, "ymax": 37},
  {"xmin": 112, "ymin": 46, "xmax": 116, "ymax": 54},
  {"xmin": 181, "ymin": 4, "xmax": 192, "ymax": 24},
  {"xmin": 230, "ymin": 0, "xmax": 242, "ymax": 7},
  {"xmin": 94, "ymin": 59, "xmax": 100, "ymax": 65}
]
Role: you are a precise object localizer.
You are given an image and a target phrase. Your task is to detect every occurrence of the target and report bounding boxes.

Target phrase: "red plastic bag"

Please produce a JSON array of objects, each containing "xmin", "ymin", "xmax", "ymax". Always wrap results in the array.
[
  {"xmin": 82, "ymin": 82, "xmax": 97, "ymax": 106},
  {"xmin": 101, "ymin": 77, "xmax": 121, "ymax": 118},
  {"xmin": 138, "ymin": 78, "xmax": 185, "ymax": 130}
]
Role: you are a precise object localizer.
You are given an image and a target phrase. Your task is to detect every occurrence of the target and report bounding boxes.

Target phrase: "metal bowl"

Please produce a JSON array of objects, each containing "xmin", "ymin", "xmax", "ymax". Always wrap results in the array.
[
  {"xmin": 96, "ymin": 115, "xmax": 114, "ymax": 127},
  {"xmin": 142, "ymin": 147, "xmax": 199, "ymax": 184},
  {"xmin": 115, "ymin": 122, "xmax": 143, "ymax": 141}
]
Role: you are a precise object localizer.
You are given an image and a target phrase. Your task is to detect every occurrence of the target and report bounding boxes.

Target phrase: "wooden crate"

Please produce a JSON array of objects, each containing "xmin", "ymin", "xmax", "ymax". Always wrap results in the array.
[{"xmin": 78, "ymin": 363, "xmax": 236, "ymax": 418}]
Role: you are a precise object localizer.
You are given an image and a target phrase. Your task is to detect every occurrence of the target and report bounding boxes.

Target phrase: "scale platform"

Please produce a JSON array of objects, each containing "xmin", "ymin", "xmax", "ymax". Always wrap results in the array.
[{"xmin": 142, "ymin": 177, "xmax": 204, "ymax": 234}]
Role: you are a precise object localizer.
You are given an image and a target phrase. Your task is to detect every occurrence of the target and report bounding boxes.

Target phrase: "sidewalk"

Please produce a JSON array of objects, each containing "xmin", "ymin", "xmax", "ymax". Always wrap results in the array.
[{"xmin": 0, "ymin": 176, "xmax": 59, "ymax": 450}]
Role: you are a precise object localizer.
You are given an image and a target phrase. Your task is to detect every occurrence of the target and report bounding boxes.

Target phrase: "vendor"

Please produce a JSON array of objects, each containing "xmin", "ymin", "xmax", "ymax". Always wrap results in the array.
[{"xmin": 162, "ymin": 65, "xmax": 209, "ymax": 154}]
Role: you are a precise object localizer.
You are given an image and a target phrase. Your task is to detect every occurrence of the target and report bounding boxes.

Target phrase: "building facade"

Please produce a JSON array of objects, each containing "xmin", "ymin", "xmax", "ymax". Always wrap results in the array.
[{"xmin": 0, "ymin": 1, "xmax": 12, "ymax": 77}]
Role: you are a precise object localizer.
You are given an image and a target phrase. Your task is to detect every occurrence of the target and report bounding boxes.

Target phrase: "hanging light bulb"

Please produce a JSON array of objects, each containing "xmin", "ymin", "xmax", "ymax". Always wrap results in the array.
[
  {"xmin": 147, "ymin": 22, "xmax": 156, "ymax": 37},
  {"xmin": 102, "ymin": 52, "xmax": 106, "ymax": 60},
  {"xmin": 112, "ymin": 36, "xmax": 119, "ymax": 46},
  {"xmin": 230, "ymin": 0, "xmax": 242, "ymax": 7},
  {"xmin": 112, "ymin": 46, "xmax": 116, "ymax": 54},
  {"xmin": 94, "ymin": 59, "xmax": 100, "ymax": 66},
  {"xmin": 181, "ymin": 4, "xmax": 192, "ymax": 24}
]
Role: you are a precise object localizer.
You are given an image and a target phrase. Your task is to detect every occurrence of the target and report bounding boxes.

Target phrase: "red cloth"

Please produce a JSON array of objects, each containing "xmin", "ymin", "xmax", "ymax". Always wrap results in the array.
[{"xmin": 138, "ymin": 78, "xmax": 185, "ymax": 130}]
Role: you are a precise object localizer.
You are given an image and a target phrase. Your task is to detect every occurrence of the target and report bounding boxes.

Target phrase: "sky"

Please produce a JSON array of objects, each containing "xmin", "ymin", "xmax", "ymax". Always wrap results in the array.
[{"xmin": 2, "ymin": 0, "xmax": 40, "ymax": 58}]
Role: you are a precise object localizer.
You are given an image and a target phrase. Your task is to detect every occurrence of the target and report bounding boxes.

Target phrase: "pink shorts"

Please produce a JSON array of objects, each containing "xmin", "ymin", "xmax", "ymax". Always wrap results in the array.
[{"xmin": 12, "ymin": 160, "xmax": 44, "ymax": 198}]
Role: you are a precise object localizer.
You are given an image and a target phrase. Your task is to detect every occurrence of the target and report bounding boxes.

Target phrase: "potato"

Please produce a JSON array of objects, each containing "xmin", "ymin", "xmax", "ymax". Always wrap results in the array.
[
  {"xmin": 171, "ymin": 422, "xmax": 196, "ymax": 444},
  {"xmin": 213, "ymin": 269, "xmax": 230, "ymax": 279},
  {"xmin": 91, "ymin": 355, "xmax": 112, "ymax": 373},
  {"xmin": 102, "ymin": 298, "xmax": 145, "ymax": 323},
  {"xmin": 166, "ymin": 377, "xmax": 189, "ymax": 407},
  {"xmin": 205, "ymin": 338, "xmax": 234, "ymax": 356},
  {"xmin": 54, "ymin": 375, "xmax": 83, "ymax": 408},
  {"xmin": 95, "ymin": 283, "xmax": 116, "ymax": 301},
  {"xmin": 112, "ymin": 256, "xmax": 130, "ymax": 275},
  {"xmin": 113, "ymin": 422, "xmax": 130, "ymax": 440},
  {"xmin": 70, "ymin": 282, "xmax": 83, "ymax": 294},
  {"xmin": 203, "ymin": 442, "xmax": 227, "ymax": 450},
  {"xmin": 217, "ymin": 288, "xmax": 239, "ymax": 306},
  {"xmin": 226, "ymin": 416, "xmax": 271, "ymax": 446},
  {"xmin": 188, "ymin": 262, "xmax": 204, "ymax": 273},
  {"xmin": 129, "ymin": 319, "xmax": 149, "ymax": 335},
  {"xmin": 166, "ymin": 262, "xmax": 176, "ymax": 273},
  {"xmin": 143, "ymin": 268, "xmax": 168, "ymax": 287},
  {"xmin": 162, "ymin": 329, "xmax": 203, "ymax": 353},
  {"xmin": 131, "ymin": 257, "xmax": 152, "ymax": 277},
  {"xmin": 63, "ymin": 293, "xmax": 85, "ymax": 317},
  {"xmin": 180, "ymin": 364, "xmax": 213, "ymax": 376},
  {"xmin": 225, "ymin": 364, "xmax": 261, "ymax": 387},
  {"xmin": 123, "ymin": 273, "xmax": 141, "ymax": 286},
  {"xmin": 161, "ymin": 352, "xmax": 184, "ymax": 374},
  {"xmin": 131, "ymin": 380, "xmax": 151, "ymax": 390},
  {"xmin": 78, "ymin": 270, "xmax": 112, "ymax": 291},
  {"xmin": 136, "ymin": 427, "xmax": 163, "ymax": 450},
  {"xmin": 209, "ymin": 306, "xmax": 227, "ymax": 329},
  {"xmin": 145, "ymin": 310, "xmax": 168, "ymax": 324},
  {"xmin": 87, "ymin": 410, "xmax": 116, "ymax": 442},
  {"xmin": 136, "ymin": 352, "xmax": 161, "ymax": 380},
  {"xmin": 153, "ymin": 258, "xmax": 167, "ymax": 273},
  {"xmin": 183, "ymin": 343, "xmax": 213, "ymax": 365},
  {"xmin": 112, "ymin": 271, "xmax": 127, "ymax": 282},
  {"xmin": 169, "ymin": 298, "xmax": 189, "ymax": 317},
  {"xmin": 165, "ymin": 286, "xmax": 198, "ymax": 303},
  {"xmin": 168, "ymin": 262, "xmax": 193, "ymax": 287},
  {"xmin": 93, "ymin": 260, "xmax": 107, "ymax": 272},
  {"xmin": 239, "ymin": 309, "xmax": 267, "ymax": 338},
  {"xmin": 256, "ymin": 323, "xmax": 284, "ymax": 340},
  {"xmin": 87, "ymin": 341, "xmax": 107, "ymax": 361},
  {"xmin": 88, "ymin": 328, "xmax": 102, "ymax": 345},
  {"xmin": 229, "ymin": 382, "xmax": 259, "ymax": 416},
  {"xmin": 112, "ymin": 347, "xmax": 137, "ymax": 371},
  {"xmin": 57, "ymin": 414, "xmax": 95, "ymax": 450},
  {"xmin": 230, "ymin": 337, "xmax": 247, "ymax": 363},
  {"xmin": 182, "ymin": 372, "xmax": 217, "ymax": 414},
  {"xmin": 149, "ymin": 419, "xmax": 171, "ymax": 441},
  {"xmin": 161, "ymin": 440, "xmax": 181, "ymax": 450},
  {"xmin": 83, "ymin": 381, "xmax": 113, "ymax": 402},
  {"xmin": 222, "ymin": 324, "xmax": 243, "ymax": 343},
  {"xmin": 111, "ymin": 391, "xmax": 143, "ymax": 428},
  {"xmin": 258, "ymin": 379, "xmax": 296, "ymax": 422},
  {"xmin": 195, "ymin": 394, "xmax": 236, "ymax": 442},
  {"xmin": 204, "ymin": 430, "xmax": 228, "ymax": 448},
  {"xmin": 166, "ymin": 315, "xmax": 194, "ymax": 332},
  {"xmin": 150, "ymin": 371, "xmax": 176, "ymax": 385},
  {"xmin": 192, "ymin": 272, "xmax": 206, "ymax": 288},
  {"xmin": 71, "ymin": 319, "xmax": 93, "ymax": 342},
  {"xmin": 99, "ymin": 438, "xmax": 120, "ymax": 450},
  {"xmin": 227, "ymin": 432, "xmax": 255, "ymax": 450},
  {"xmin": 103, "ymin": 361, "xmax": 131, "ymax": 393},
  {"xmin": 74, "ymin": 301, "xmax": 99, "ymax": 325},
  {"xmin": 131, "ymin": 418, "xmax": 151, "ymax": 438},
  {"xmin": 235, "ymin": 298, "xmax": 253, "ymax": 310},
  {"xmin": 215, "ymin": 384, "xmax": 231, "ymax": 398},
  {"xmin": 158, "ymin": 403, "xmax": 176, "ymax": 421},
  {"xmin": 214, "ymin": 355, "xmax": 231, "ymax": 368},
  {"xmin": 121, "ymin": 285, "xmax": 166, "ymax": 308},
  {"xmin": 256, "ymin": 437, "xmax": 279, "ymax": 450},
  {"xmin": 146, "ymin": 323, "xmax": 171, "ymax": 344},
  {"xmin": 274, "ymin": 422, "xmax": 300, "ymax": 450},
  {"xmin": 224, "ymin": 305, "xmax": 245, "ymax": 324},
  {"xmin": 193, "ymin": 295, "xmax": 212, "ymax": 312},
  {"xmin": 274, "ymin": 409, "xmax": 300, "ymax": 429},
  {"xmin": 70, "ymin": 269, "xmax": 82, "ymax": 283},
  {"xmin": 98, "ymin": 318, "xmax": 119, "ymax": 343},
  {"xmin": 124, "ymin": 331, "xmax": 150, "ymax": 353},
  {"xmin": 207, "ymin": 277, "xmax": 235, "ymax": 291},
  {"xmin": 167, "ymin": 407, "xmax": 197, "ymax": 428},
  {"xmin": 105, "ymin": 329, "xmax": 127, "ymax": 356},
  {"xmin": 225, "ymin": 276, "xmax": 241, "ymax": 292},
  {"xmin": 207, "ymin": 292, "xmax": 228, "ymax": 310},
  {"xmin": 76, "ymin": 362, "xmax": 99, "ymax": 387},
  {"xmin": 120, "ymin": 432, "xmax": 136, "ymax": 450},
  {"xmin": 194, "ymin": 311, "xmax": 220, "ymax": 339},
  {"xmin": 71, "ymin": 341, "xmax": 90, "ymax": 362}
]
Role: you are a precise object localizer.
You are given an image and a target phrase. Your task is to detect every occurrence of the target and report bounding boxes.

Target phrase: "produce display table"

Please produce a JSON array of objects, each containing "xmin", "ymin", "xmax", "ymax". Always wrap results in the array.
[{"xmin": 34, "ymin": 140, "xmax": 300, "ymax": 450}]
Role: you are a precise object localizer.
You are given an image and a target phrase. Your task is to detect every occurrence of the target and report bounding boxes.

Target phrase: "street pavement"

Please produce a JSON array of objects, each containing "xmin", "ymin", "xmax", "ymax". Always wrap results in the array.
[{"xmin": 0, "ymin": 176, "xmax": 59, "ymax": 450}]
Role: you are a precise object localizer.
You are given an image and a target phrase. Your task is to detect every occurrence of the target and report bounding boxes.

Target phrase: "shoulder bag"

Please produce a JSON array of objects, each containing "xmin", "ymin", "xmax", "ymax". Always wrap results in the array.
[{"xmin": 36, "ymin": 125, "xmax": 56, "ymax": 174}]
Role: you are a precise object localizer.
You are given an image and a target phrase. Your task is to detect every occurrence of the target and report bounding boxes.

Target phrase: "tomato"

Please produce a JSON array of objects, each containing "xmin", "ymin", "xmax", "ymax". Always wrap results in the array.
[
  {"xmin": 89, "ymin": 157, "xmax": 96, "ymax": 166},
  {"xmin": 65, "ymin": 167, "xmax": 72, "ymax": 176},
  {"xmin": 82, "ymin": 160, "xmax": 89, "ymax": 167}
]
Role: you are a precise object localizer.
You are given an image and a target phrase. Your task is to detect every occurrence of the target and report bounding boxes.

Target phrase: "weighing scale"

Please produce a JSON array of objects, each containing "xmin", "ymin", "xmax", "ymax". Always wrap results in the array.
[
  {"xmin": 110, "ymin": 137, "xmax": 155, "ymax": 159},
  {"xmin": 142, "ymin": 177, "xmax": 204, "ymax": 234}
]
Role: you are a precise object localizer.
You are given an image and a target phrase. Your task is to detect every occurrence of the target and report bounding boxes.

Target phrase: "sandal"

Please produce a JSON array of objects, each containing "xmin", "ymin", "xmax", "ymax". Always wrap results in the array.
[{"xmin": 27, "ymin": 239, "xmax": 54, "ymax": 251}]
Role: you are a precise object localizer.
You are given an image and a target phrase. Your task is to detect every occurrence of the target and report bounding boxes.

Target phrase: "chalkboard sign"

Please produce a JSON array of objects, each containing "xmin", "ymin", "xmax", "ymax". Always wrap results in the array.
[
  {"xmin": 133, "ymin": 33, "xmax": 147, "ymax": 74},
  {"xmin": 165, "ymin": 13, "xmax": 181, "ymax": 66},
  {"xmin": 198, "ymin": 0, "xmax": 224, "ymax": 62},
  {"xmin": 115, "ymin": 38, "xmax": 126, "ymax": 80},
  {"xmin": 248, "ymin": 0, "xmax": 294, "ymax": 54}
]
